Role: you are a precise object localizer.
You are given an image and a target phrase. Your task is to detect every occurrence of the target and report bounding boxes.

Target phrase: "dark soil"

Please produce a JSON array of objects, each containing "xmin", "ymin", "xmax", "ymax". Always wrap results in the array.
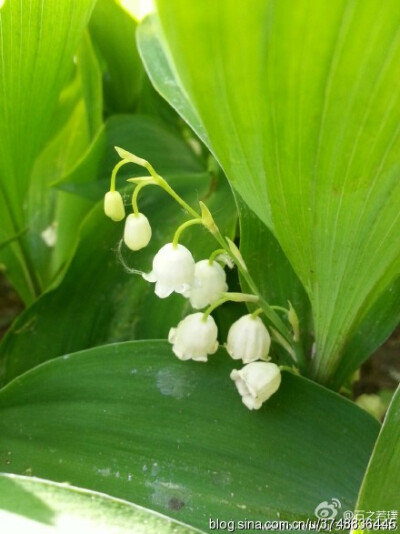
[{"xmin": 0, "ymin": 272, "xmax": 24, "ymax": 340}]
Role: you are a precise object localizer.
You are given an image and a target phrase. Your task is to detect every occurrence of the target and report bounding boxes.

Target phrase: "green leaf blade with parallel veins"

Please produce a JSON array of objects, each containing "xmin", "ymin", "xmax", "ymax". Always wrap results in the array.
[
  {"xmin": 0, "ymin": 0, "xmax": 97, "ymax": 302},
  {"xmin": 0, "ymin": 474, "xmax": 204, "ymax": 534},
  {"xmin": 139, "ymin": 0, "xmax": 400, "ymax": 385},
  {"xmin": 0, "ymin": 341, "xmax": 379, "ymax": 530},
  {"xmin": 355, "ymin": 384, "xmax": 400, "ymax": 525}
]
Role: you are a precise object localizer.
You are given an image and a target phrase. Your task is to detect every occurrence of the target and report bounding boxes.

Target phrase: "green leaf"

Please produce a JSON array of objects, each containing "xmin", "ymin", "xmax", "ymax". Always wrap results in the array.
[
  {"xmin": 0, "ymin": 230, "xmax": 27, "ymax": 253},
  {"xmin": 0, "ymin": 0, "xmax": 97, "ymax": 302},
  {"xmin": 89, "ymin": 0, "xmax": 144, "ymax": 114},
  {"xmin": 0, "ymin": 172, "xmax": 236, "ymax": 384},
  {"xmin": 355, "ymin": 385, "xmax": 400, "ymax": 524},
  {"xmin": 0, "ymin": 341, "xmax": 379, "ymax": 529},
  {"xmin": 237, "ymin": 197, "xmax": 313, "ymax": 361},
  {"xmin": 331, "ymin": 277, "xmax": 400, "ymax": 389},
  {"xmin": 0, "ymin": 474, "xmax": 203, "ymax": 533},
  {"xmin": 140, "ymin": 1, "xmax": 400, "ymax": 385},
  {"xmin": 75, "ymin": 31, "xmax": 103, "ymax": 139},
  {"xmin": 22, "ymin": 31, "xmax": 103, "ymax": 291},
  {"xmin": 25, "ymin": 102, "xmax": 92, "ymax": 292},
  {"xmin": 137, "ymin": 16, "xmax": 208, "ymax": 145}
]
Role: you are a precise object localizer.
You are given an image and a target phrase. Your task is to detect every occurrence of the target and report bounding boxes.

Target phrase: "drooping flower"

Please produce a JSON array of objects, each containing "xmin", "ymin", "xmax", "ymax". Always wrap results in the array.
[
  {"xmin": 104, "ymin": 191, "xmax": 125, "ymax": 221},
  {"xmin": 230, "ymin": 362, "xmax": 281, "ymax": 410},
  {"xmin": 143, "ymin": 243, "xmax": 195, "ymax": 298},
  {"xmin": 184, "ymin": 260, "xmax": 228, "ymax": 309},
  {"xmin": 168, "ymin": 312, "xmax": 218, "ymax": 362},
  {"xmin": 123, "ymin": 213, "xmax": 152, "ymax": 251},
  {"xmin": 226, "ymin": 314, "xmax": 271, "ymax": 363}
]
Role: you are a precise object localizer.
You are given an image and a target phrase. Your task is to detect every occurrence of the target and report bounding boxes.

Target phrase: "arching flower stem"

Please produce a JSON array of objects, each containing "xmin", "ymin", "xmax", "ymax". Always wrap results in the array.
[
  {"xmin": 114, "ymin": 148, "xmax": 308, "ymax": 373},
  {"xmin": 172, "ymin": 219, "xmax": 203, "ymax": 248},
  {"xmin": 251, "ymin": 307, "xmax": 264, "ymax": 319},
  {"xmin": 208, "ymin": 248, "xmax": 227, "ymax": 265}
]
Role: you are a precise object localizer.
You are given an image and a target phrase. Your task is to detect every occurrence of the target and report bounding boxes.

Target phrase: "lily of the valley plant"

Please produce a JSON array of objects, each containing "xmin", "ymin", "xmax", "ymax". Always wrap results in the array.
[{"xmin": 104, "ymin": 148, "xmax": 303, "ymax": 409}]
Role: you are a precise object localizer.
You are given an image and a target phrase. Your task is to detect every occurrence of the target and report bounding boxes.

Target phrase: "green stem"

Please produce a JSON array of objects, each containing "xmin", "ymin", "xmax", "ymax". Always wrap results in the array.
[
  {"xmin": 131, "ymin": 182, "xmax": 148, "ymax": 215},
  {"xmin": 110, "ymin": 159, "xmax": 129, "ymax": 191},
  {"xmin": 202, "ymin": 297, "xmax": 229, "ymax": 320},
  {"xmin": 211, "ymin": 228, "xmax": 293, "ymax": 340},
  {"xmin": 270, "ymin": 305, "xmax": 290, "ymax": 314},
  {"xmin": 136, "ymin": 157, "xmax": 200, "ymax": 219},
  {"xmin": 251, "ymin": 307, "xmax": 264, "ymax": 318},
  {"xmin": 203, "ymin": 292, "xmax": 259, "ymax": 320},
  {"xmin": 172, "ymin": 218, "xmax": 203, "ymax": 247},
  {"xmin": 208, "ymin": 248, "xmax": 227, "ymax": 264},
  {"xmin": 115, "ymin": 151, "xmax": 308, "ymax": 373},
  {"xmin": 221, "ymin": 292, "xmax": 259, "ymax": 303}
]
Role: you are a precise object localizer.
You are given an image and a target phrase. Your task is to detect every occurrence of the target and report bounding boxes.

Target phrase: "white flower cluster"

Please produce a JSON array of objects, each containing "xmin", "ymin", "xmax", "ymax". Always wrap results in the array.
[
  {"xmin": 104, "ymin": 152, "xmax": 283, "ymax": 411},
  {"xmin": 142, "ymin": 241, "xmax": 281, "ymax": 410}
]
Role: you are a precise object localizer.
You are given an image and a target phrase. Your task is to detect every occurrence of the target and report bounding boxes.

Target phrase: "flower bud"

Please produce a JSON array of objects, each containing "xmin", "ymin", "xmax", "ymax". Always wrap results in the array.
[
  {"xmin": 184, "ymin": 260, "xmax": 228, "ymax": 309},
  {"xmin": 226, "ymin": 314, "xmax": 271, "ymax": 363},
  {"xmin": 104, "ymin": 191, "xmax": 125, "ymax": 221},
  {"xmin": 230, "ymin": 362, "xmax": 281, "ymax": 410},
  {"xmin": 143, "ymin": 243, "xmax": 195, "ymax": 299},
  {"xmin": 168, "ymin": 312, "xmax": 218, "ymax": 362},
  {"xmin": 123, "ymin": 213, "xmax": 152, "ymax": 251}
]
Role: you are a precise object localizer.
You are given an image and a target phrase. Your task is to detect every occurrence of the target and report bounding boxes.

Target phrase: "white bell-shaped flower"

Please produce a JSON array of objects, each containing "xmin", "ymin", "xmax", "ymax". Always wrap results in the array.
[
  {"xmin": 226, "ymin": 314, "xmax": 271, "ymax": 363},
  {"xmin": 143, "ymin": 243, "xmax": 195, "ymax": 298},
  {"xmin": 104, "ymin": 190, "xmax": 125, "ymax": 221},
  {"xmin": 230, "ymin": 362, "xmax": 281, "ymax": 410},
  {"xmin": 184, "ymin": 260, "xmax": 228, "ymax": 309},
  {"xmin": 168, "ymin": 312, "xmax": 218, "ymax": 362},
  {"xmin": 123, "ymin": 213, "xmax": 152, "ymax": 251}
]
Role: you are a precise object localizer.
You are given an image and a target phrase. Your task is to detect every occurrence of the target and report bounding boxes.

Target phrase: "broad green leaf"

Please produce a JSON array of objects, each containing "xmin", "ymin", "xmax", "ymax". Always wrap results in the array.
[
  {"xmin": 331, "ymin": 278, "xmax": 400, "ymax": 389},
  {"xmin": 0, "ymin": 341, "xmax": 379, "ymax": 529},
  {"xmin": 355, "ymin": 385, "xmax": 400, "ymax": 527},
  {"xmin": 23, "ymin": 31, "xmax": 103, "ymax": 291},
  {"xmin": 137, "ymin": 16, "xmax": 208, "ymax": 145},
  {"xmin": 238, "ymin": 200, "xmax": 400, "ymax": 383},
  {"xmin": 140, "ymin": 0, "xmax": 400, "ymax": 385},
  {"xmin": 0, "ymin": 474, "xmax": 202, "ymax": 534},
  {"xmin": 89, "ymin": 0, "xmax": 144, "ymax": 114},
  {"xmin": 0, "ymin": 0, "xmax": 97, "ymax": 302},
  {"xmin": 26, "ymin": 102, "xmax": 92, "ymax": 292},
  {"xmin": 0, "ymin": 0, "xmax": 96, "ymax": 201},
  {"xmin": 76, "ymin": 31, "xmax": 103, "ymax": 139},
  {"xmin": 0, "ymin": 173, "xmax": 236, "ymax": 384}
]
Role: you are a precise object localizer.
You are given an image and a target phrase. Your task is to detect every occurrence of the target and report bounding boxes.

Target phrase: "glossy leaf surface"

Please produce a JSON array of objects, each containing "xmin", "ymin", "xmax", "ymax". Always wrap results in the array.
[{"xmin": 0, "ymin": 341, "xmax": 379, "ymax": 530}]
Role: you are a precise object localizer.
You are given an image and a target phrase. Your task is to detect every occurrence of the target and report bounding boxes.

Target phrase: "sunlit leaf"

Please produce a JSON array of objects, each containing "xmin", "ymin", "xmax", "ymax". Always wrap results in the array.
[
  {"xmin": 139, "ymin": 1, "xmax": 400, "ymax": 385},
  {"xmin": 0, "ymin": 0, "xmax": 97, "ymax": 302},
  {"xmin": 355, "ymin": 385, "xmax": 400, "ymax": 524},
  {"xmin": 76, "ymin": 31, "xmax": 103, "ymax": 139},
  {"xmin": 0, "ymin": 474, "xmax": 203, "ymax": 533}
]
